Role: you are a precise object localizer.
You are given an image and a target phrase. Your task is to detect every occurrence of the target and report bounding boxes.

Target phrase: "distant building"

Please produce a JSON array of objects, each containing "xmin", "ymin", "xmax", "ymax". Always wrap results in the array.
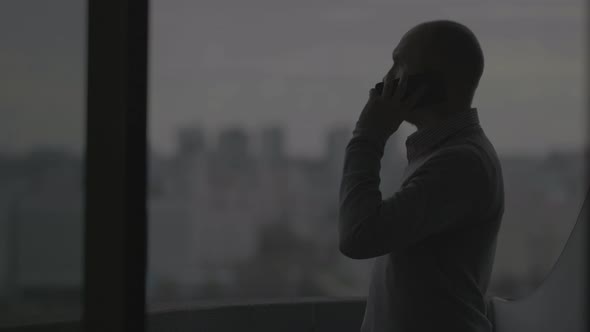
[
  {"xmin": 177, "ymin": 126, "xmax": 206, "ymax": 157},
  {"xmin": 215, "ymin": 127, "xmax": 251, "ymax": 171},
  {"xmin": 259, "ymin": 126, "xmax": 285, "ymax": 167},
  {"xmin": 257, "ymin": 126, "xmax": 289, "ymax": 225},
  {"xmin": 324, "ymin": 126, "xmax": 351, "ymax": 174},
  {"xmin": 3, "ymin": 129, "xmax": 580, "ymax": 302},
  {"xmin": 0, "ymin": 150, "xmax": 83, "ymax": 297}
]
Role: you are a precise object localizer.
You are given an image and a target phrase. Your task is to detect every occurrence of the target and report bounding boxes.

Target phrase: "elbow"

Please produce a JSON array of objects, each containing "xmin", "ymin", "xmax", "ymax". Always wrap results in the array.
[
  {"xmin": 338, "ymin": 215, "xmax": 378, "ymax": 260},
  {"xmin": 338, "ymin": 209, "xmax": 388, "ymax": 259},
  {"xmin": 340, "ymin": 239, "xmax": 400, "ymax": 259},
  {"xmin": 338, "ymin": 219, "xmax": 365, "ymax": 259},
  {"xmin": 339, "ymin": 241, "xmax": 360, "ymax": 259},
  {"xmin": 339, "ymin": 239, "xmax": 371, "ymax": 260}
]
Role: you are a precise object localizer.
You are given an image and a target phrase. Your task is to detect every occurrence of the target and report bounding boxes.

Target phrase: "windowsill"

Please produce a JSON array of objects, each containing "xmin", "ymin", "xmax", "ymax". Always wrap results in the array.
[
  {"xmin": 0, "ymin": 297, "xmax": 368, "ymax": 332},
  {"xmin": 148, "ymin": 296, "xmax": 367, "ymax": 313}
]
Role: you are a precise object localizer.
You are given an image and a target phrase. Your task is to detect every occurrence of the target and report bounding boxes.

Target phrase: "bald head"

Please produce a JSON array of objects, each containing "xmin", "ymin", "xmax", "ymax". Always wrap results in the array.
[{"xmin": 394, "ymin": 20, "xmax": 484, "ymax": 107}]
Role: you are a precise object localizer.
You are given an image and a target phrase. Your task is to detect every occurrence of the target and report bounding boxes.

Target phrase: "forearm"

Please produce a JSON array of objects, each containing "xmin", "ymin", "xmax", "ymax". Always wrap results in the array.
[{"xmin": 338, "ymin": 126, "xmax": 389, "ymax": 258}]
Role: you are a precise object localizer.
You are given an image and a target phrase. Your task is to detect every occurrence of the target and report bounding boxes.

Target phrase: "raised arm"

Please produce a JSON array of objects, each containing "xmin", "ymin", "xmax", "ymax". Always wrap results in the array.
[{"xmin": 338, "ymin": 128, "xmax": 487, "ymax": 259}]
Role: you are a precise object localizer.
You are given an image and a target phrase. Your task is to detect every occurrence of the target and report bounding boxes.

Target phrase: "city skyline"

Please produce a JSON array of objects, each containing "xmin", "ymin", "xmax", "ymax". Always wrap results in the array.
[{"xmin": 0, "ymin": 132, "xmax": 585, "ymax": 302}]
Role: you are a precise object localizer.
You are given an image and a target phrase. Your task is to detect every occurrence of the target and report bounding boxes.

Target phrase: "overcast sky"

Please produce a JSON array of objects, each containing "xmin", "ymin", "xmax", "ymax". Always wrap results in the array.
[{"xmin": 0, "ymin": 0, "xmax": 586, "ymax": 158}]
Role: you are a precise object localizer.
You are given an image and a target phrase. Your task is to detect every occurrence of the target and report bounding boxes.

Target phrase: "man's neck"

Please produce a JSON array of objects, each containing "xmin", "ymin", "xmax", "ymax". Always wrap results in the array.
[
  {"xmin": 410, "ymin": 103, "xmax": 472, "ymax": 131},
  {"xmin": 410, "ymin": 111, "xmax": 450, "ymax": 131}
]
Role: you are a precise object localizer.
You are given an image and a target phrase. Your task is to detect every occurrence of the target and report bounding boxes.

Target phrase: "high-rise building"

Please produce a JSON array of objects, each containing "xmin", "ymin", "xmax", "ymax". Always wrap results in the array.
[
  {"xmin": 324, "ymin": 126, "xmax": 351, "ymax": 172},
  {"xmin": 217, "ymin": 127, "xmax": 250, "ymax": 170},
  {"xmin": 177, "ymin": 126, "xmax": 206, "ymax": 157},
  {"xmin": 259, "ymin": 126, "xmax": 285, "ymax": 167}
]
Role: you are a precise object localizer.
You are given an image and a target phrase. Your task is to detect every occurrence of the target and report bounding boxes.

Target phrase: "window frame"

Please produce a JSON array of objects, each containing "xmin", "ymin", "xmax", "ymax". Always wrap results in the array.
[
  {"xmin": 82, "ymin": 0, "xmax": 149, "ymax": 331},
  {"xmin": 0, "ymin": 0, "xmax": 148, "ymax": 331}
]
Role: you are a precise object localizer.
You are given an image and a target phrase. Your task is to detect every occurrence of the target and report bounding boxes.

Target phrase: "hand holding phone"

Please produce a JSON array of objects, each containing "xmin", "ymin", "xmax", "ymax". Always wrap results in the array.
[
  {"xmin": 358, "ymin": 73, "xmax": 431, "ymax": 138},
  {"xmin": 376, "ymin": 70, "xmax": 447, "ymax": 110}
]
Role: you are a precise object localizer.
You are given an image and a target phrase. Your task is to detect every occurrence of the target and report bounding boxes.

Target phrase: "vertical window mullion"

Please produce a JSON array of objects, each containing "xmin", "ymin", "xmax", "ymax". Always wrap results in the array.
[{"xmin": 84, "ymin": 1, "xmax": 148, "ymax": 331}]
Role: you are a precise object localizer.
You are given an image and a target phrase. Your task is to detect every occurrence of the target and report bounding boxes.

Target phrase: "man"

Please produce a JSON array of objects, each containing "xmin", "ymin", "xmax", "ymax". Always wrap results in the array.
[{"xmin": 338, "ymin": 20, "xmax": 505, "ymax": 331}]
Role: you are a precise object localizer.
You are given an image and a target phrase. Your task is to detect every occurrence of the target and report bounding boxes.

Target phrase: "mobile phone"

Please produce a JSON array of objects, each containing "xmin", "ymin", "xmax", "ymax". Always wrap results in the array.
[{"xmin": 375, "ymin": 71, "xmax": 447, "ymax": 109}]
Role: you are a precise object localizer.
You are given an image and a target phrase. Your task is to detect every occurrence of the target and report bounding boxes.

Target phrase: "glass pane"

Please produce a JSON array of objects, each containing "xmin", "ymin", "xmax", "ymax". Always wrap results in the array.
[
  {"xmin": 148, "ymin": 0, "xmax": 586, "ymax": 308},
  {"xmin": 0, "ymin": 0, "xmax": 86, "ymax": 325}
]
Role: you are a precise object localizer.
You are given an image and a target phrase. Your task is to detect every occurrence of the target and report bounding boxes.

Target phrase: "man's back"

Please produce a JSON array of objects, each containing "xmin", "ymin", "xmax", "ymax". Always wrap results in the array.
[{"xmin": 361, "ymin": 122, "xmax": 504, "ymax": 332}]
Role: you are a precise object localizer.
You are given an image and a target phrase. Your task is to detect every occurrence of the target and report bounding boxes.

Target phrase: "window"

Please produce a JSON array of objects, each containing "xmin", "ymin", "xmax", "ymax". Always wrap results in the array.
[
  {"xmin": 147, "ymin": 0, "xmax": 587, "ymax": 311},
  {"xmin": 0, "ymin": 0, "xmax": 86, "ymax": 326}
]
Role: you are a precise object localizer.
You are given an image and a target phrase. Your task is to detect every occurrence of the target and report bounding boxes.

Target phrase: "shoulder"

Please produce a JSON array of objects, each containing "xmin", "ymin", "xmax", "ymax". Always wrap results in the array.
[
  {"xmin": 415, "ymin": 144, "xmax": 489, "ymax": 190},
  {"xmin": 429, "ymin": 144, "xmax": 485, "ymax": 170}
]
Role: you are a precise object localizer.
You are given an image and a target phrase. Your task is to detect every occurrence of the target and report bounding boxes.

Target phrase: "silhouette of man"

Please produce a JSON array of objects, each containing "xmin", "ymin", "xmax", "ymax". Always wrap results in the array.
[{"xmin": 338, "ymin": 20, "xmax": 505, "ymax": 331}]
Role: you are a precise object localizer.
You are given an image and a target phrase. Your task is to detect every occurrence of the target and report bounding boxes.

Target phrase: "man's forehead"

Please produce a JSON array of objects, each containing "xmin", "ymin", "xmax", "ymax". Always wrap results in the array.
[
  {"xmin": 392, "ymin": 36, "xmax": 409, "ymax": 60},
  {"xmin": 393, "ymin": 32, "xmax": 428, "ymax": 62},
  {"xmin": 392, "ymin": 47, "xmax": 403, "ymax": 61}
]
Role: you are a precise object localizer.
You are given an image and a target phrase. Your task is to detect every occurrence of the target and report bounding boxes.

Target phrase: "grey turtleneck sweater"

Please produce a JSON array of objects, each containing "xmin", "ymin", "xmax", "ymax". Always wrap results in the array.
[{"xmin": 338, "ymin": 108, "xmax": 504, "ymax": 332}]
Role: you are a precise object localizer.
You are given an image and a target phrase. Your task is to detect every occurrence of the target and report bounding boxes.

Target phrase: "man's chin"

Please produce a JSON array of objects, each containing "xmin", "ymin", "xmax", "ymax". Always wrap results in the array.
[
  {"xmin": 404, "ymin": 106, "xmax": 428, "ymax": 124},
  {"xmin": 403, "ymin": 114, "xmax": 418, "ymax": 126}
]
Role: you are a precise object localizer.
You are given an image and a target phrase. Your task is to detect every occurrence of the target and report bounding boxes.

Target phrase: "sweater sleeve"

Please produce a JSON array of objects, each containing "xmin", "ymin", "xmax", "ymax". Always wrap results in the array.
[{"xmin": 338, "ymin": 128, "xmax": 487, "ymax": 259}]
